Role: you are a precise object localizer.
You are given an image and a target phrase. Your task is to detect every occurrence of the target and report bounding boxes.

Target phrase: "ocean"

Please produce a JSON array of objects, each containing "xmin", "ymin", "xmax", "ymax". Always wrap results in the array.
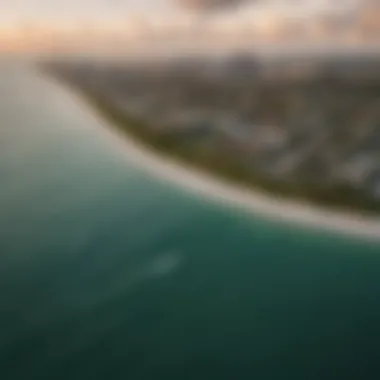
[{"xmin": 1, "ymin": 63, "xmax": 380, "ymax": 380}]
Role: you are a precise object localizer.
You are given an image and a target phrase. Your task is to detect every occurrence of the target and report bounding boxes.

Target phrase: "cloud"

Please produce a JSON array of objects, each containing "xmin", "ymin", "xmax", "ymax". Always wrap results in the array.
[
  {"xmin": 174, "ymin": 0, "xmax": 366, "ymax": 14},
  {"xmin": 174, "ymin": 0, "xmax": 258, "ymax": 12}
]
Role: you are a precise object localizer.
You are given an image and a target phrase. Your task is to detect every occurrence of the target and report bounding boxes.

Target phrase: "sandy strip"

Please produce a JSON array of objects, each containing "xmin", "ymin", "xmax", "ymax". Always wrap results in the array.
[{"xmin": 49, "ymin": 74, "xmax": 380, "ymax": 244}]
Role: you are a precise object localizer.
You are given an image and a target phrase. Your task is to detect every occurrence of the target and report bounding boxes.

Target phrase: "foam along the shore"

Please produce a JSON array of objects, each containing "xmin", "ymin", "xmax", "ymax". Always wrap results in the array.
[{"xmin": 50, "ymin": 75, "xmax": 380, "ymax": 243}]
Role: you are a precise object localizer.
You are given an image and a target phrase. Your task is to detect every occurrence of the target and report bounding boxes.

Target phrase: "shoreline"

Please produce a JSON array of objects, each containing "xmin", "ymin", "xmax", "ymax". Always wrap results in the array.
[{"xmin": 47, "ymin": 74, "xmax": 380, "ymax": 244}]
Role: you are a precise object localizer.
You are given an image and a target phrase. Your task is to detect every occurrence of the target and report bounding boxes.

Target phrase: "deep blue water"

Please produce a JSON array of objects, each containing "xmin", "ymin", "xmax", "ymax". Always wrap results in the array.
[{"xmin": 1, "ymin": 65, "xmax": 380, "ymax": 380}]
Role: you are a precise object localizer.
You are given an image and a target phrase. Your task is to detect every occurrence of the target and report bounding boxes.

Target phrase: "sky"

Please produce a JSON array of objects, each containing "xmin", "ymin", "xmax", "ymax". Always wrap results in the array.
[
  {"xmin": 3, "ymin": 0, "xmax": 163, "ymax": 26},
  {"xmin": 0, "ymin": 0, "xmax": 361, "ymax": 28},
  {"xmin": 0, "ymin": 0, "xmax": 164, "ymax": 28},
  {"xmin": 1, "ymin": 0, "xmax": 376, "ymax": 54}
]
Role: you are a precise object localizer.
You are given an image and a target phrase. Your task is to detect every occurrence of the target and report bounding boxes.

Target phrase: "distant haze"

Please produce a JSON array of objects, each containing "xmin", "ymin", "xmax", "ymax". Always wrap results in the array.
[
  {"xmin": 0, "ymin": 0, "xmax": 379, "ymax": 55},
  {"xmin": 0, "ymin": 0, "xmax": 362, "ymax": 25}
]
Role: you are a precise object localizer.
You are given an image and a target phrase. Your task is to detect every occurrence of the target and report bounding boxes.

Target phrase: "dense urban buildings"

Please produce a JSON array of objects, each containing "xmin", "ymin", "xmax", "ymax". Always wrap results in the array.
[{"xmin": 43, "ymin": 51, "xmax": 380, "ymax": 214}]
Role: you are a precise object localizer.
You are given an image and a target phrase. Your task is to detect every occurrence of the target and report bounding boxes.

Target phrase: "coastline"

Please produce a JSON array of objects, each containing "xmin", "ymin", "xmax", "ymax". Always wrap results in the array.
[{"xmin": 46, "ymin": 74, "xmax": 380, "ymax": 243}]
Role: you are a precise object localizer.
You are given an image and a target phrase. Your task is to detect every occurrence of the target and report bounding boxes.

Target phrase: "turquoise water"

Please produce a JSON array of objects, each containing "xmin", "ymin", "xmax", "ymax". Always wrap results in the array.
[{"xmin": 1, "ymin": 65, "xmax": 380, "ymax": 380}]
